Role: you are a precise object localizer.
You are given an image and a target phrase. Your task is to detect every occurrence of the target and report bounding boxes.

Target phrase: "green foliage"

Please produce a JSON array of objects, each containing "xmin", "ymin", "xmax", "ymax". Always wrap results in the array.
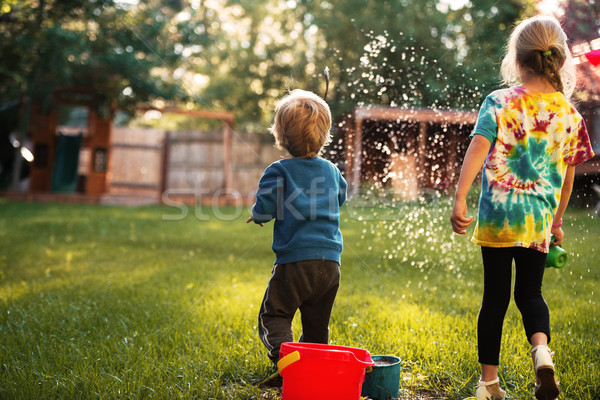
[
  {"xmin": 0, "ymin": 0, "xmax": 191, "ymax": 113},
  {"xmin": 0, "ymin": 199, "xmax": 598, "ymax": 399},
  {"xmin": 1, "ymin": 0, "xmax": 538, "ymax": 128},
  {"xmin": 192, "ymin": 0, "xmax": 534, "ymax": 127},
  {"xmin": 443, "ymin": 0, "xmax": 526, "ymax": 107}
]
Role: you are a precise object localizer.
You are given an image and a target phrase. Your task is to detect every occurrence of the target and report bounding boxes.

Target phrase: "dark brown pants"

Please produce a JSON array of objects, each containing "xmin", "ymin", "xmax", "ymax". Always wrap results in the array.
[{"xmin": 257, "ymin": 259, "xmax": 340, "ymax": 364}]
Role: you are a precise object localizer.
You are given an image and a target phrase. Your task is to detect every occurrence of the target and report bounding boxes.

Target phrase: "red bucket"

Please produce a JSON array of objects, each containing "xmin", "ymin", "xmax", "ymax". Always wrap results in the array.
[{"xmin": 277, "ymin": 342, "xmax": 375, "ymax": 400}]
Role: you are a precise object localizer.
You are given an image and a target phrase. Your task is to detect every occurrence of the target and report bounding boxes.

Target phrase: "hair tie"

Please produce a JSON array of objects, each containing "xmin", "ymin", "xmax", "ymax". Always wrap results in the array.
[{"xmin": 542, "ymin": 50, "xmax": 552, "ymax": 57}]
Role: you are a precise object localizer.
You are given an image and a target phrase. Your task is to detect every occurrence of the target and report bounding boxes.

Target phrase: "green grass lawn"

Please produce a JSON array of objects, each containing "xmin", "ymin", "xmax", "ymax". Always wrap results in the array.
[{"xmin": 1, "ymin": 198, "xmax": 598, "ymax": 399}]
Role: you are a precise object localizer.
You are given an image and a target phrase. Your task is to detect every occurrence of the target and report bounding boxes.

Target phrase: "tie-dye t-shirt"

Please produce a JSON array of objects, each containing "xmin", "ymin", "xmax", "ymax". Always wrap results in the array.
[{"xmin": 471, "ymin": 86, "xmax": 594, "ymax": 253}]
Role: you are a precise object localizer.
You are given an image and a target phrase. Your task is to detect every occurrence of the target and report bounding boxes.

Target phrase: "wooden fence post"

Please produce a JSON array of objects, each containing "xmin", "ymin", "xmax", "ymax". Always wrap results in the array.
[{"xmin": 160, "ymin": 131, "xmax": 171, "ymax": 202}]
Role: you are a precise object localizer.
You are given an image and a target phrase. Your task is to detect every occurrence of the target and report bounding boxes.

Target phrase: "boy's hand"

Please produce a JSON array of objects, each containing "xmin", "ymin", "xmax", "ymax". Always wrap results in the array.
[
  {"xmin": 246, "ymin": 216, "xmax": 263, "ymax": 227},
  {"xmin": 450, "ymin": 199, "xmax": 473, "ymax": 234}
]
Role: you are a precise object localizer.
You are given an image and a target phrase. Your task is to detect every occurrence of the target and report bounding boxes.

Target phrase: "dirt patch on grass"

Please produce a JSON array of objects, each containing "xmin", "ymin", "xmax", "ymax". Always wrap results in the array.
[{"xmin": 405, "ymin": 388, "xmax": 446, "ymax": 399}]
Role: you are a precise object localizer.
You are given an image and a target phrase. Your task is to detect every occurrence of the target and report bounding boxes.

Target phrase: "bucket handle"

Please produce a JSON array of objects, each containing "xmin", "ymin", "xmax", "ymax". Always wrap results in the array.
[{"xmin": 277, "ymin": 351, "xmax": 301, "ymax": 373}]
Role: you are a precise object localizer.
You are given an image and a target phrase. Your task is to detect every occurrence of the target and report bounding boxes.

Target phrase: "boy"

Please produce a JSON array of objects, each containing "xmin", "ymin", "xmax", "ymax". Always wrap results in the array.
[{"xmin": 247, "ymin": 89, "xmax": 347, "ymax": 377}]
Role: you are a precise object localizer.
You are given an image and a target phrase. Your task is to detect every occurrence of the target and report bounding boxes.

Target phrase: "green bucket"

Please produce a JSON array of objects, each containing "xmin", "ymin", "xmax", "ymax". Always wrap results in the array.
[{"xmin": 360, "ymin": 355, "xmax": 401, "ymax": 400}]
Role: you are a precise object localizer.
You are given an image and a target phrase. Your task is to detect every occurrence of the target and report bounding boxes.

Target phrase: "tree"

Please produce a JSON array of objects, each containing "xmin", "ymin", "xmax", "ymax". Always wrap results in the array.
[
  {"xmin": 319, "ymin": 0, "xmax": 532, "ymax": 113},
  {"xmin": 561, "ymin": 0, "xmax": 600, "ymax": 44},
  {"xmin": 171, "ymin": 0, "xmax": 318, "ymax": 130},
  {"xmin": 182, "ymin": 0, "xmax": 532, "ymax": 131},
  {"xmin": 0, "ymin": 0, "xmax": 198, "ymax": 188},
  {"xmin": 0, "ymin": 0, "xmax": 535, "ymax": 134},
  {"xmin": 0, "ymin": 0, "xmax": 194, "ymax": 113}
]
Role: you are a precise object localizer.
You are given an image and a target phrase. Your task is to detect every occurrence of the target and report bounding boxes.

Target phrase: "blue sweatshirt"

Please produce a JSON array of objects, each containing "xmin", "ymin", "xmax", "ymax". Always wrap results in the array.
[{"xmin": 251, "ymin": 157, "xmax": 347, "ymax": 265}]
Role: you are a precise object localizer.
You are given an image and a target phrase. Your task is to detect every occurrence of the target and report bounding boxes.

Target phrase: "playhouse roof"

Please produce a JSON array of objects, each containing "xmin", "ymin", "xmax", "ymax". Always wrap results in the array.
[{"xmin": 349, "ymin": 106, "xmax": 478, "ymax": 125}]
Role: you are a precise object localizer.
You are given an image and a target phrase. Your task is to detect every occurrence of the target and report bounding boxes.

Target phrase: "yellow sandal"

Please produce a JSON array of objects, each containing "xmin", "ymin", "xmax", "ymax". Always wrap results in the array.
[
  {"xmin": 532, "ymin": 345, "xmax": 560, "ymax": 400},
  {"xmin": 474, "ymin": 377, "xmax": 506, "ymax": 400}
]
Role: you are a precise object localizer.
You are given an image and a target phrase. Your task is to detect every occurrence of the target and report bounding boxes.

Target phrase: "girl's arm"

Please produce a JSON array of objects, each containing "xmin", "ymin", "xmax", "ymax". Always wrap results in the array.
[
  {"xmin": 550, "ymin": 165, "xmax": 575, "ymax": 245},
  {"xmin": 450, "ymin": 135, "xmax": 492, "ymax": 234}
]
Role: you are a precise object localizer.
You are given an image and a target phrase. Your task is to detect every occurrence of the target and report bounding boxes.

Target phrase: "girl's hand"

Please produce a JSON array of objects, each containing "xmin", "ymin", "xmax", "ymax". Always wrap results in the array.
[
  {"xmin": 449, "ymin": 135, "xmax": 490, "ymax": 235},
  {"xmin": 551, "ymin": 226, "xmax": 564, "ymax": 245},
  {"xmin": 246, "ymin": 216, "xmax": 263, "ymax": 227},
  {"xmin": 450, "ymin": 198, "xmax": 473, "ymax": 234}
]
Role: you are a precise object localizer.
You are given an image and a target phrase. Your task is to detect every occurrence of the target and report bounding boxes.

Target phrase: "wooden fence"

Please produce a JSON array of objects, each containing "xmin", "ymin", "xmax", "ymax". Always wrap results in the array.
[{"xmin": 109, "ymin": 127, "xmax": 285, "ymax": 204}]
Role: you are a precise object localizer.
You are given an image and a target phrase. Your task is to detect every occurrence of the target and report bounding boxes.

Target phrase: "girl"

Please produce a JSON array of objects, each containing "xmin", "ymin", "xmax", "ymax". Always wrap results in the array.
[{"xmin": 450, "ymin": 15, "xmax": 594, "ymax": 400}]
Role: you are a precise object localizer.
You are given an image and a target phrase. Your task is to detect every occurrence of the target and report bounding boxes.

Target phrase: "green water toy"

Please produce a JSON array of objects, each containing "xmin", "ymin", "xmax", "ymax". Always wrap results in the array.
[{"xmin": 546, "ymin": 236, "xmax": 568, "ymax": 269}]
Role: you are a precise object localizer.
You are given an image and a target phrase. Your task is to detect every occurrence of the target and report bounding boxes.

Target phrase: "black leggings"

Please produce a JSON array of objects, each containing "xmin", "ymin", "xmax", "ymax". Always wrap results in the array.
[{"xmin": 478, "ymin": 247, "xmax": 550, "ymax": 366}]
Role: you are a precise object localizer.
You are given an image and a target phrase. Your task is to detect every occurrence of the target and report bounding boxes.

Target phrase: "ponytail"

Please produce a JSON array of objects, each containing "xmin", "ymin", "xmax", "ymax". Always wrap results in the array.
[{"xmin": 540, "ymin": 47, "xmax": 565, "ymax": 94}]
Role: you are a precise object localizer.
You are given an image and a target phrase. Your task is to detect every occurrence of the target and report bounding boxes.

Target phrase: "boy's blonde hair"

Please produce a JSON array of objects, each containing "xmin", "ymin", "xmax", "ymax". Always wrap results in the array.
[
  {"xmin": 501, "ymin": 15, "xmax": 576, "ymax": 99},
  {"xmin": 269, "ymin": 89, "xmax": 332, "ymax": 158}
]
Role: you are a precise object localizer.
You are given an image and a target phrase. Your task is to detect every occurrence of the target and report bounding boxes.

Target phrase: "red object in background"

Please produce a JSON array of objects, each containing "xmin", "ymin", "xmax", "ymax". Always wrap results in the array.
[{"xmin": 585, "ymin": 49, "xmax": 600, "ymax": 67}]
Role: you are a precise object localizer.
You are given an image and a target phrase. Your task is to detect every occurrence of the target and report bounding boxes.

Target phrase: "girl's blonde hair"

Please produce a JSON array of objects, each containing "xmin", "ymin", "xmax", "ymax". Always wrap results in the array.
[
  {"xmin": 269, "ymin": 89, "xmax": 332, "ymax": 158},
  {"xmin": 501, "ymin": 15, "xmax": 576, "ymax": 99}
]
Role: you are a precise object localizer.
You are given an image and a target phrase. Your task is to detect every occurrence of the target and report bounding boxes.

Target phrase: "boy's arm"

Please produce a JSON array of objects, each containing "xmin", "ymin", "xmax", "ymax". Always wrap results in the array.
[
  {"xmin": 450, "ymin": 134, "xmax": 492, "ymax": 234},
  {"xmin": 249, "ymin": 165, "xmax": 281, "ymax": 225},
  {"xmin": 338, "ymin": 172, "xmax": 347, "ymax": 206},
  {"xmin": 550, "ymin": 165, "xmax": 575, "ymax": 245}
]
